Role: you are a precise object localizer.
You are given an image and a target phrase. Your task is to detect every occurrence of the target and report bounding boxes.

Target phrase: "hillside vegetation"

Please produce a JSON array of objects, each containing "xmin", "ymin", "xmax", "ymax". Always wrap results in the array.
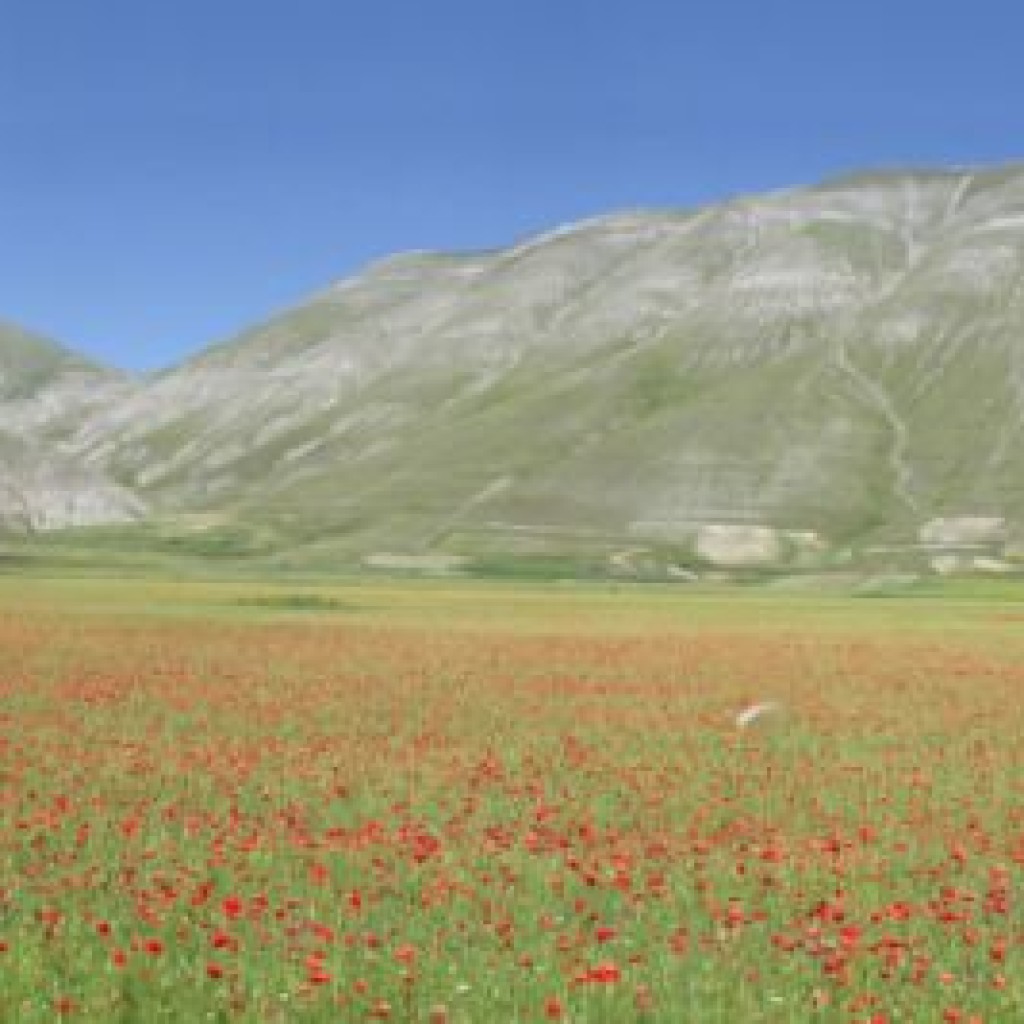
[{"xmin": 5, "ymin": 166, "xmax": 1024, "ymax": 576}]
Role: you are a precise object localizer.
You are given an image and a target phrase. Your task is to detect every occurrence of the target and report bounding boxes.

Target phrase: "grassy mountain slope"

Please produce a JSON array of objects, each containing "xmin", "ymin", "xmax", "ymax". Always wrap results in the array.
[
  {"xmin": 8, "ymin": 164, "xmax": 1024, "ymax": 571},
  {"xmin": 0, "ymin": 322, "xmax": 143, "ymax": 531}
]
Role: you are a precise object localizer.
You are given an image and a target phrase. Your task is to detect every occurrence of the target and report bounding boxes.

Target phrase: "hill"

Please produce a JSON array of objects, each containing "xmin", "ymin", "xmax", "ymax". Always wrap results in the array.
[{"xmin": 7, "ymin": 165, "xmax": 1024, "ymax": 575}]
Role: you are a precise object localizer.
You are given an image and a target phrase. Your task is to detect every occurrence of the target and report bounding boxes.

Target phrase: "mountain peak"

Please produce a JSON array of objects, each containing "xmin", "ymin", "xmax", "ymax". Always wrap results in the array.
[{"xmin": 6, "ymin": 163, "xmax": 1024, "ymax": 575}]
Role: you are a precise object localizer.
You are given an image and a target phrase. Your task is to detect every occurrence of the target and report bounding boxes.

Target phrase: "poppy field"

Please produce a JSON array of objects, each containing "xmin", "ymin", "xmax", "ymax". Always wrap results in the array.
[{"xmin": 3, "ymin": 577, "xmax": 1024, "ymax": 1022}]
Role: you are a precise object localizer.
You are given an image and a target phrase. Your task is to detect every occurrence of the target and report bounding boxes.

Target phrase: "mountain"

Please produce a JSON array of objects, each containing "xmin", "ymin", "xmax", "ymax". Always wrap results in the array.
[
  {"xmin": 8, "ymin": 163, "xmax": 1024, "ymax": 574},
  {"xmin": 0, "ymin": 322, "xmax": 142, "ymax": 532}
]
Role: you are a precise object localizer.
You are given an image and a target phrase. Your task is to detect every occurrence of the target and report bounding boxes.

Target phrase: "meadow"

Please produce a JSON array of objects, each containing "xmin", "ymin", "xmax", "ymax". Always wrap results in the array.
[{"xmin": 2, "ymin": 574, "xmax": 1024, "ymax": 1021}]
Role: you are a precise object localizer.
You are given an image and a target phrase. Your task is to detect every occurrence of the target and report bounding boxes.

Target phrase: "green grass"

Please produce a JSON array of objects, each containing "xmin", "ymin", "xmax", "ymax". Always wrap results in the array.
[
  {"xmin": 3, "ymin": 575, "xmax": 1024, "ymax": 1020},
  {"xmin": 234, "ymin": 593, "xmax": 362, "ymax": 613}
]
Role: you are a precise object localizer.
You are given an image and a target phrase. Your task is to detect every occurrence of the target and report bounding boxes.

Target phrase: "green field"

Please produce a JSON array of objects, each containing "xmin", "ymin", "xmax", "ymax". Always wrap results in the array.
[{"xmin": 2, "ymin": 574, "xmax": 1024, "ymax": 1021}]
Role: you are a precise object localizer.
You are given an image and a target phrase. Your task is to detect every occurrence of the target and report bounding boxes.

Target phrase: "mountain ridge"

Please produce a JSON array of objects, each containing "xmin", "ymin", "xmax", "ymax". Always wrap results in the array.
[{"xmin": 5, "ymin": 162, "xmax": 1024, "ymax": 575}]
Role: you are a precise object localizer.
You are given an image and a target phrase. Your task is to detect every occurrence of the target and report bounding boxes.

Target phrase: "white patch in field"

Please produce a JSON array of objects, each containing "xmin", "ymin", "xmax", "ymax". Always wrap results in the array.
[{"xmin": 735, "ymin": 701, "xmax": 782, "ymax": 729}]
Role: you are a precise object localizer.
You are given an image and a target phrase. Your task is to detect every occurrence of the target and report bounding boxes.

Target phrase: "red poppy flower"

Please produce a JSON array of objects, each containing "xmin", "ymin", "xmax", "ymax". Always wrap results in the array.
[
  {"xmin": 222, "ymin": 896, "xmax": 244, "ymax": 920},
  {"xmin": 544, "ymin": 996, "xmax": 565, "ymax": 1020}
]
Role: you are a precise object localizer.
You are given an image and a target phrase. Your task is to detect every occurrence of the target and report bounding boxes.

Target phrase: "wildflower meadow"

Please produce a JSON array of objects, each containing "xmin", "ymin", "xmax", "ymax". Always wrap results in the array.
[{"xmin": 2, "ymin": 577, "xmax": 1023, "ymax": 1022}]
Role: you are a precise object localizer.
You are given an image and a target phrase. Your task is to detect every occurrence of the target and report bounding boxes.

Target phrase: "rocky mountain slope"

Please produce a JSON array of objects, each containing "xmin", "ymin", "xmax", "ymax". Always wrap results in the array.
[
  {"xmin": 7, "ymin": 164, "xmax": 1024, "ymax": 572},
  {"xmin": 0, "ymin": 322, "xmax": 141, "ymax": 532}
]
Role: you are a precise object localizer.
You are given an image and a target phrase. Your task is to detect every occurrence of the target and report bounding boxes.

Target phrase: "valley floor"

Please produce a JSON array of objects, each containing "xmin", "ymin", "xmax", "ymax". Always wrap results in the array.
[{"xmin": 2, "ymin": 575, "xmax": 1024, "ymax": 1021}]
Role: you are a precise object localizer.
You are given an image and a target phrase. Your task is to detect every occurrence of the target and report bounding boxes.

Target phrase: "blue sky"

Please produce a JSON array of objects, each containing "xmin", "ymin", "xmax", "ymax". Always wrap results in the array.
[{"xmin": 2, "ymin": 0, "xmax": 1023, "ymax": 370}]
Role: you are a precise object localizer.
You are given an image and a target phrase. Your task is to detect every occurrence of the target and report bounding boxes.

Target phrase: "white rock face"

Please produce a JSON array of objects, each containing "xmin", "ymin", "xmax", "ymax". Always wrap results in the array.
[
  {"xmin": 972, "ymin": 556, "xmax": 1013, "ymax": 573},
  {"xmin": 19, "ymin": 488, "xmax": 142, "ymax": 531},
  {"xmin": 0, "ymin": 467, "xmax": 144, "ymax": 532},
  {"xmin": 930, "ymin": 554, "xmax": 962, "ymax": 575},
  {"xmin": 919, "ymin": 516, "xmax": 1006, "ymax": 547},
  {"xmin": 696, "ymin": 525, "xmax": 782, "ymax": 567},
  {"xmin": 363, "ymin": 553, "xmax": 469, "ymax": 572},
  {"xmin": 930, "ymin": 553, "xmax": 1014, "ymax": 574}
]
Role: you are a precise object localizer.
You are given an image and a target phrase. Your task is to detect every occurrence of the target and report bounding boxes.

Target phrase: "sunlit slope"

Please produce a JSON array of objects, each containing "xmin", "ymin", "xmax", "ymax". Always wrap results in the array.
[
  {"xmin": 9, "ymin": 165, "xmax": 1024, "ymax": 565},
  {"xmin": 0, "ymin": 321, "xmax": 142, "ymax": 530}
]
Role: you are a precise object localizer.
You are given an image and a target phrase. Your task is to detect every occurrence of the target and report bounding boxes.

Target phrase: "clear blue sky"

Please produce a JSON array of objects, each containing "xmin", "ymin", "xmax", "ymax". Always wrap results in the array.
[{"xmin": 2, "ymin": 0, "xmax": 1023, "ymax": 371}]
